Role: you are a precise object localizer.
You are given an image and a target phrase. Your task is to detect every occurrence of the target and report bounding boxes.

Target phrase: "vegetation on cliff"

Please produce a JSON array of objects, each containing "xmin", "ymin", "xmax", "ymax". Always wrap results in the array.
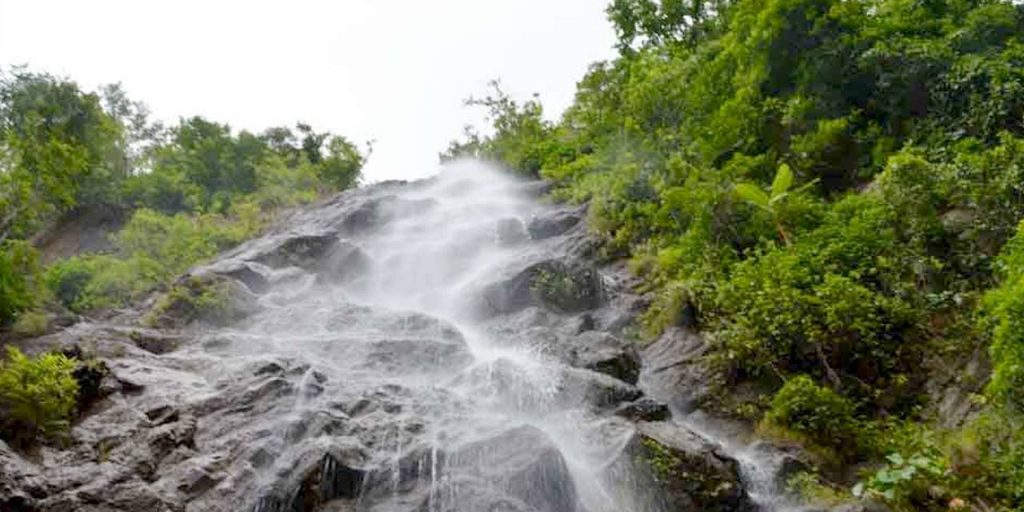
[
  {"xmin": 0, "ymin": 68, "xmax": 366, "ymax": 328},
  {"xmin": 449, "ymin": 0, "xmax": 1024, "ymax": 508}
]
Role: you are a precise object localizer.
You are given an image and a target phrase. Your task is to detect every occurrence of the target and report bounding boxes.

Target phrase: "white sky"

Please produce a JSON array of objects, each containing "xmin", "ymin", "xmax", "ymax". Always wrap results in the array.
[{"xmin": 0, "ymin": 0, "xmax": 617, "ymax": 182}]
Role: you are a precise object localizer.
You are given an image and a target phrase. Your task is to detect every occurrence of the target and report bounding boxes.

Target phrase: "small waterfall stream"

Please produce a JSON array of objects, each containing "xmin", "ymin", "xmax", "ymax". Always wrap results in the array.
[{"xmin": 208, "ymin": 161, "xmax": 659, "ymax": 511}]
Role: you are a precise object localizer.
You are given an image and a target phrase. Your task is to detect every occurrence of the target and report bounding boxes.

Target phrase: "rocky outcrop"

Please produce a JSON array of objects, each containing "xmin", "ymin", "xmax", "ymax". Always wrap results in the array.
[
  {"xmin": 641, "ymin": 327, "xmax": 715, "ymax": 413},
  {"xmin": 445, "ymin": 426, "xmax": 579, "ymax": 512},
  {"xmin": 613, "ymin": 421, "xmax": 755, "ymax": 512},
  {"xmin": 144, "ymin": 274, "xmax": 261, "ymax": 329},
  {"xmin": 527, "ymin": 206, "xmax": 583, "ymax": 240},
  {"xmin": 478, "ymin": 259, "xmax": 605, "ymax": 317}
]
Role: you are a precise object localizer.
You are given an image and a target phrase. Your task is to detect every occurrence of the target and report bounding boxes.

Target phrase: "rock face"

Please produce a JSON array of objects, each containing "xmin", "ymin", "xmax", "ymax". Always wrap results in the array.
[
  {"xmin": 478, "ymin": 259, "xmax": 605, "ymax": 317},
  {"xmin": 2, "ymin": 168, "xmax": 762, "ymax": 512},
  {"xmin": 610, "ymin": 422, "xmax": 756, "ymax": 512},
  {"xmin": 641, "ymin": 327, "xmax": 716, "ymax": 413}
]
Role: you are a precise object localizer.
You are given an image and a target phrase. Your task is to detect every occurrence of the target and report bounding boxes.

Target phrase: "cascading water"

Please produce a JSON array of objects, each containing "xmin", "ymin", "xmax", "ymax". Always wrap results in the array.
[
  {"xmin": 194, "ymin": 161, "xmax": 657, "ymax": 511},
  {"xmin": 3, "ymin": 160, "xmax": 792, "ymax": 512}
]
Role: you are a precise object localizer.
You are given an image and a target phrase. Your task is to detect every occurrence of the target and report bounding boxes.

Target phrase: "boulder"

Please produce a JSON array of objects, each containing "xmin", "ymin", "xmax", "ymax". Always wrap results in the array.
[
  {"xmin": 145, "ymin": 275, "xmax": 261, "ymax": 329},
  {"xmin": 249, "ymin": 233, "xmax": 340, "ymax": 271},
  {"xmin": 496, "ymin": 218, "xmax": 529, "ymax": 246},
  {"xmin": 641, "ymin": 328, "xmax": 714, "ymax": 413},
  {"xmin": 253, "ymin": 442, "xmax": 367, "ymax": 512},
  {"xmin": 612, "ymin": 422, "xmax": 755, "ymax": 512},
  {"xmin": 316, "ymin": 241, "xmax": 372, "ymax": 285},
  {"xmin": 478, "ymin": 260, "xmax": 604, "ymax": 317},
  {"xmin": 527, "ymin": 208, "xmax": 582, "ymax": 240},
  {"xmin": 338, "ymin": 196, "xmax": 437, "ymax": 235},
  {"xmin": 203, "ymin": 260, "xmax": 271, "ymax": 294},
  {"xmin": 614, "ymin": 398, "xmax": 671, "ymax": 422},
  {"xmin": 578, "ymin": 345, "xmax": 641, "ymax": 385},
  {"xmin": 447, "ymin": 426, "xmax": 578, "ymax": 512}
]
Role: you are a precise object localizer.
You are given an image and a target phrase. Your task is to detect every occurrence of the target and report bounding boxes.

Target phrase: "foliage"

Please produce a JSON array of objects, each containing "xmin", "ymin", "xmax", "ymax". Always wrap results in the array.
[
  {"xmin": 0, "ymin": 65, "xmax": 366, "ymax": 322},
  {"xmin": 853, "ymin": 452, "xmax": 947, "ymax": 509},
  {"xmin": 981, "ymin": 221, "xmax": 1024, "ymax": 412},
  {"xmin": 786, "ymin": 471, "xmax": 847, "ymax": 506},
  {"xmin": 449, "ymin": 0, "xmax": 1024, "ymax": 498},
  {"xmin": 145, "ymin": 276, "xmax": 233, "ymax": 328},
  {"xmin": 764, "ymin": 375, "xmax": 862, "ymax": 457},
  {"xmin": 0, "ymin": 346, "xmax": 78, "ymax": 445},
  {"xmin": 0, "ymin": 240, "xmax": 44, "ymax": 325},
  {"xmin": 11, "ymin": 310, "xmax": 48, "ymax": 337}
]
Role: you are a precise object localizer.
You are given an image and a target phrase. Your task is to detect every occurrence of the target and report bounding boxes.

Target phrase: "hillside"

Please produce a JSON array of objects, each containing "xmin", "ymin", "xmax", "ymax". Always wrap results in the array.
[{"xmin": 447, "ymin": 0, "xmax": 1024, "ymax": 508}]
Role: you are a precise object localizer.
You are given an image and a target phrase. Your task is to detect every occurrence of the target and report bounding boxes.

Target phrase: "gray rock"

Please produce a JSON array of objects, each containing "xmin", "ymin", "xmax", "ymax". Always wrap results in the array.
[
  {"xmin": 478, "ymin": 259, "xmax": 604, "ymax": 317},
  {"xmin": 607, "ymin": 422, "xmax": 755, "ymax": 512},
  {"xmin": 338, "ymin": 196, "xmax": 438, "ymax": 235},
  {"xmin": 496, "ymin": 218, "xmax": 529, "ymax": 246},
  {"xmin": 447, "ymin": 426, "xmax": 578, "ymax": 512},
  {"xmin": 527, "ymin": 207, "xmax": 582, "ymax": 240},
  {"xmin": 249, "ymin": 233, "xmax": 340, "ymax": 270},
  {"xmin": 614, "ymin": 398, "xmax": 671, "ymax": 422},
  {"xmin": 641, "ymin": 328, "xmax": 714, "ymax": 413}
]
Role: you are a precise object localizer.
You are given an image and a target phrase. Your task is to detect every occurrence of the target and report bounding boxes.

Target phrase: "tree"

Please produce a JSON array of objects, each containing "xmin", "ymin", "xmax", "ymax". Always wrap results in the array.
[{"xmin": 0, "ymin": 68, "xmax": 118, "ymax": 242}]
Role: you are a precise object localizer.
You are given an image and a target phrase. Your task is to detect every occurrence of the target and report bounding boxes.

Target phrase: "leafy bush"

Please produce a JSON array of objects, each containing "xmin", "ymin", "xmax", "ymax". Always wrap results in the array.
[
  {"xmin": 853, "ymin": 452, "xmax": 948, "ymax": 509},
  {"xmin": 764, "ymin": 375, "xmax": 862, "ymax": 456},
  {"xmin": 982, "ymin": 221, "xmax": 1024, "ymax": 412},
  {"xmin": 0, "ymin": 347, "xmax": 79, "ymax": 445},
  {"xmin": 11, "ymin": 310, "xmax": 48, "ymax": 337},
  {"xmin": 145, "ymin": 276, "xmax": 234, "ymax": 328},
  {"xmin": 0, "ymin": 241, "xmax": 44, "ymax": 326}
]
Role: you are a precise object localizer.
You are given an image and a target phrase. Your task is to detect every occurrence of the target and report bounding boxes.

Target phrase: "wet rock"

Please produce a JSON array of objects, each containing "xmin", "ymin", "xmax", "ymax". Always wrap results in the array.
[
  {"xmin": 641, "ymin": 328, "xmax": 714, "ymax": 413},
  {"xmin": 0, "ymin": 441, "xmax": 47, "ymax": 511},
  {"xmin": 203, "ymin": 260, "xmax": 271, "ymax": 294},
  {"xmin": 316, "ymin": 241, "xmax": 372, "ymax": 284},
  {"xmin": 578, "ymin": 346, "xmax": 641, "ymax": 385},
  {"xmin": 478, "ymin": 259, "xmax": 604, "ymax": 317},
  {"xmin": 614, "ymin": 398, "xmax": 671, "ymax": 422},
  {"xmin": 128, "ymin": 329, "xmax": 184, "ymax": 355},
  {"xmin": 148, "ymin": 415, "xmax": 198, "ymax": 463},
  {"xmin": 254, "ymin": 442, "xmax": 366, "ymax": 512},
  {"xmin": 527, "ymin": 207, "xmax": 582, "ymax": 240},
  {"xmin": 496, "ymin": 218, "xmax": 529, "ymax": 246},
  {"xmin": 58, "ymin": 346, "xmax": 114, "ymax": 413},
  {"xmin": 575, "ymin": 313, "xmax": 596, "ymax": 333},
  {"xmin": 178, "ymin": 466, "xmax": 223, "ymax": 496},
  {"xmin": 146, "ymin": 275, "xmax": 262, "ymax": 329},
  {"xmin": 560, "ymin": 367, "xmax": 643, "ymax": 409},
  {"xmin": 616, "ymin": 422, "xmax": 755, "ymax": 512},
  {"xmin": 144, "ymin": 403, "xmax": 180, "ymax": 426},
  {"xmin": 339, "ymin": 196, "xmax": 438, "ymax": 235},
  {"xmin": 448, "ymin": 426, "xmax": 578, "ymax": 512},
  {"xmin": 363, "ymin": 336, "xmax": 473, "ymax": 374},
  {"xmin": 250, "ymin": 233, "xmax": 340, "ymax": 270},
  {"xmin": 749, "ymin": 440, "xmax": 814, "ymax": 491}
]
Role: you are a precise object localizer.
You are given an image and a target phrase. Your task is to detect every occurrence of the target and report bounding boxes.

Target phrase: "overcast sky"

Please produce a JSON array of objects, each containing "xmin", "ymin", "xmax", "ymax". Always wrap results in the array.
[{"xmin": 0, "ymin": 0, "xmax": 617, "ymax": 182}]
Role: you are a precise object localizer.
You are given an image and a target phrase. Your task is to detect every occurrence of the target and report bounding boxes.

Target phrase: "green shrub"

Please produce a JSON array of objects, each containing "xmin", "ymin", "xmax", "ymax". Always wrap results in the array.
[
  {"xmin": 982, "ymin": 221, "xmax": 1024, "ymax": 412},
  {"xmin": 145, "ymin": 276, "xmax": 233, "ymax": 328},
  {"xmin": 0, "ymin": 241, "xmax": 44, "ymax": 326},
  {"xmin": 786, "ymin": 471, "xmax": 847, "ymax": 506},
  {"xmin": 764, "ymin": 375, "xmax": 862, "ymax": 457},
  {"xmin": 0, "ymin": 346, "xmax": 79, "ymax": 445},
  {"xmin": 853, "ymin": 452, "xmax": 947, "ymax": 510},
  {"xmin": 11, "ymin": 310, "xmax": 48, "ymax": 337}
]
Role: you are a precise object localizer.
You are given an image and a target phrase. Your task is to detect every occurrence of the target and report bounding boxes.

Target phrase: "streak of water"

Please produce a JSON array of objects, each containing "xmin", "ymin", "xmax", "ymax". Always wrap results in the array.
[{"xmin": 218, "ymin": 160, "xmax": 653, "ymax": 511}]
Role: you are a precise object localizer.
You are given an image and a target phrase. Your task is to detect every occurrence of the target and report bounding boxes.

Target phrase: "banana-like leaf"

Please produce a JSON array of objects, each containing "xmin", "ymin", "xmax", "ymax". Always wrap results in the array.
[
  {"xmin": 771, "ymin": 163, "xmax": 794, "ymax": 198},
  {"xmin": 735, "ymin": 183, "xmax": 771, "ymax": 210}
]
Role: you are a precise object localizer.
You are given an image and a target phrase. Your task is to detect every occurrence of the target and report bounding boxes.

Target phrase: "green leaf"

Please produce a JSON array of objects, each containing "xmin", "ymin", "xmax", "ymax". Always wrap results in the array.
[
  {"xmin": 735, "ymin": 183, "xmax": 771, "ymax": 211},
  {"xmin": 771, "ymin": 163, "xmax": 794, "ymax": 199}
]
